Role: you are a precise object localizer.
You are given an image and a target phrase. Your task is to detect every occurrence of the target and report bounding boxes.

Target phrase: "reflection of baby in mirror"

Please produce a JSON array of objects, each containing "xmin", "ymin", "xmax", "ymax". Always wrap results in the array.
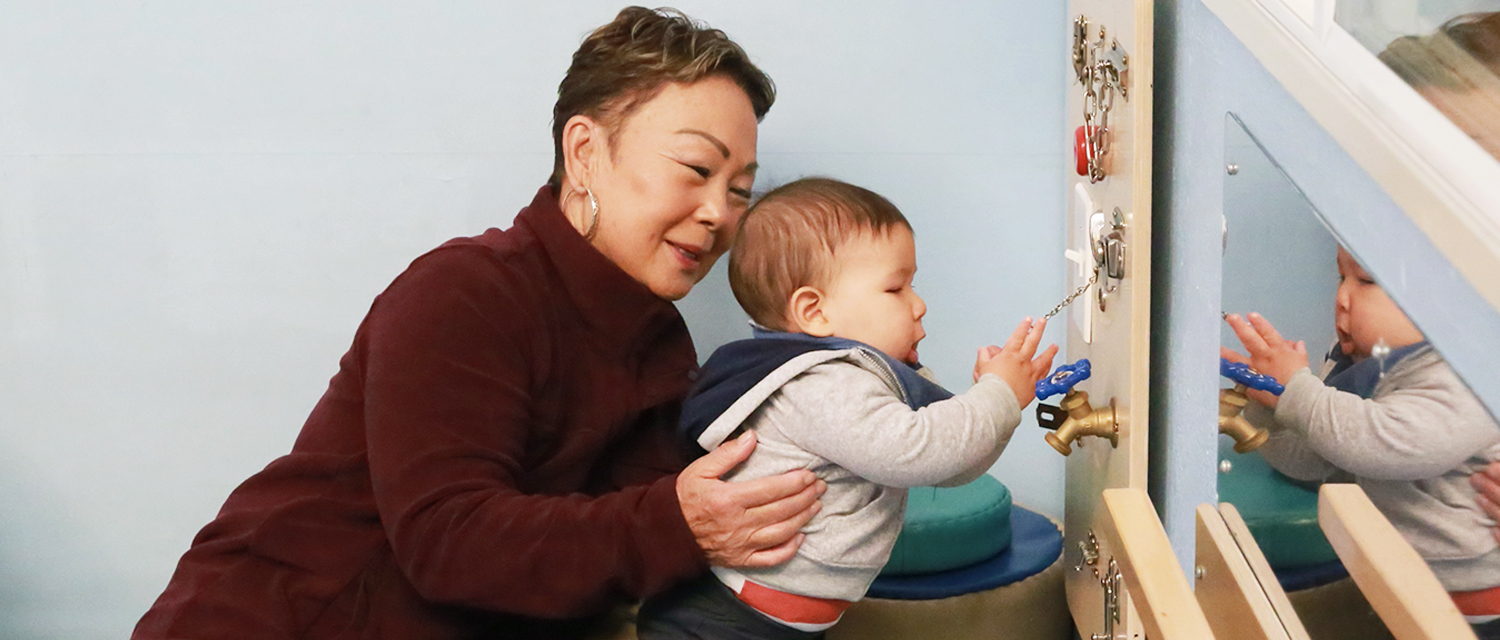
[{"xmin": 1223, "ymin": 246, "xmax": 1500, "ymax": 630}]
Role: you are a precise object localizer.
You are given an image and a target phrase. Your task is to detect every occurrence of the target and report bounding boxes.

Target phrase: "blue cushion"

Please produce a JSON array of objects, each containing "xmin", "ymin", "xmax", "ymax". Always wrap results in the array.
[
  {"xmin": 867, "ymin": 506, "xmax": 1063, "ymax": 600},
  {"xmin": 1219, "ymin": 442, "xmax": 1349, "ymax": 591},
  {"xmin": 882, "ymin": 476, "xmax": 1013, "ymax": 576},
  {"xmin": 1219, "ymin": 442, "xmax": 1339, "ymax": 569},
  {"xmin": 1277, "ymin": 559, "xmax": 1350, "ymax": 592}
]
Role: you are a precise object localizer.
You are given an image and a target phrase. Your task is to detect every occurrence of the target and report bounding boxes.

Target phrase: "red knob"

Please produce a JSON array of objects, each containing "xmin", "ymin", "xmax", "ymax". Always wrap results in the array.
[{"xmin": 1074, "ymin": 126, "xmax": 1093, "ymax": 177}]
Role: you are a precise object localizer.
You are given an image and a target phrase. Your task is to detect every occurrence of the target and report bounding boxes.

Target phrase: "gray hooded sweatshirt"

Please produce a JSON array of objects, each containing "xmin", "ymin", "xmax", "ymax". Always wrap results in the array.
[
  {"xmin": 1249, "ymin": 344, "xmax": 1500, "ymax": 590},
  {"xmin": 697, "ymin": 346, "xmax": 1021, "ymax": 602}
]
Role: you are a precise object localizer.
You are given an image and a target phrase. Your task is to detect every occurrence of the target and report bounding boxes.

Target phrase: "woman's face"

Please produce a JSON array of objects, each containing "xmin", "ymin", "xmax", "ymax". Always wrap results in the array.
[{"xmin": 587, "ymin": 76, "xmax": 759, "ymax": 300}]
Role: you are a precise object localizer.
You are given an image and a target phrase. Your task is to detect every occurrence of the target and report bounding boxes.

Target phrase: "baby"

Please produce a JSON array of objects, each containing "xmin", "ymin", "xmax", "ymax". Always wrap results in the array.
[
  {"xmin": 635, "ymin": 177, "xmax": 1056, "ymax": 639},
  {"xmin": 1224, "ymin": 246, "xmax": 1500, "ymax": 633}
]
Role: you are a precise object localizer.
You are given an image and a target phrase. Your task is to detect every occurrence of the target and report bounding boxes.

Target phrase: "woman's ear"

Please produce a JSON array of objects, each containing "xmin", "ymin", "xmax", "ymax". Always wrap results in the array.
[
  {"xmin": 559, "ymin": 114, "xmax": 602, "ymax": 192},
  {"xmin": 788, "ymin": 286, "xmax": 833, "ymax": 337}
]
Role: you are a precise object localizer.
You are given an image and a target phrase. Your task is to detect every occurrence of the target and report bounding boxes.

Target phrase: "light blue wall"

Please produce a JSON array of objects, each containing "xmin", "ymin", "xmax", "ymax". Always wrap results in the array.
[
  {"xmin": 1220, "ymin": 115, "xmax": 1338, "ymax": 356},
  {"xmin": 0, "ymin": 3, "xmax": 1067, "ymax": 637}
]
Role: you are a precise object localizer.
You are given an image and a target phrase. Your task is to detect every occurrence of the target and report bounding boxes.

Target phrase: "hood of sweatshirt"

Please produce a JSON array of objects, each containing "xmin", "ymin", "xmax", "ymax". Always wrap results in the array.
[{"xmin": 677, "ymin": 329, "xmax": 952, "ymax": 456}]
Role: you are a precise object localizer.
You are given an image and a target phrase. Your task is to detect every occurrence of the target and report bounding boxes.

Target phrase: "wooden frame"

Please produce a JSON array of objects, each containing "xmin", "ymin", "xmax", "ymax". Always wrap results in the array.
[
  {"xmin": 1318, "ymin": 484, "xmax": 1475, "ymax": 640},
  {"xmin": 1061, "ymin": 0, "xmax": 1153, "ymax": 634},
  {"xmin": 1200, "ymin": 0, "xmax": 1500, "ymax": 314},
  {"xmin": 1216, "ymin": 503, "xmax": 1313, "ymax": 640},
  {"xmin": 1100, "ymin": 489, "xmax": 1216, "ymax": 639},
  {"xmin": 1195, "ymin": 504, "xmax": 1287, "ymax": 640}
]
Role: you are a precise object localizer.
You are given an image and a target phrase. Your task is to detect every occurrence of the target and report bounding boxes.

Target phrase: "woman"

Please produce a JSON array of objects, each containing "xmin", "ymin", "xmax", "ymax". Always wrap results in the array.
[{"xmin": 133, "ymin": 8, "xmax": 823, "ymax": 638}]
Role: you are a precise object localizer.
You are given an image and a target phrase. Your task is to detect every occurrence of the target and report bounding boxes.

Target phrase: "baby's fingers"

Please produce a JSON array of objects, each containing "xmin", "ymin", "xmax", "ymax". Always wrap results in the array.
[
  {"xmin": 1018, "ymin": 317, "xmax": 1048, "ymax": 359},
  {"xmin": 973, "ymin": 346, "xmax": 1000, "ymax": 383},
  {"xmin": 1001, "ymin": 318, "xmax": 1034, "ymax": 352},
  {"xmin": 1031, "ymin": 344, "xmax": 1059, "ymax": 378},
  {"xmin": 1247, "ymin": 313, "xmax": 1288, "ymax": 348},
  {"xmin": 1220, "ymin": 346, "xmax": 1250, "ymax": 365},
  {"xmin": 1226, "ymin": 314, "xmax": 1270, "ymax": 355}
]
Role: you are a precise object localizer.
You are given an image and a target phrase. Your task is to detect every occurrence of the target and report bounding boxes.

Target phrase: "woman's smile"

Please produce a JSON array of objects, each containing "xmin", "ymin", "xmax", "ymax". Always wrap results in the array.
[{"xmin": 667, "ymin": 238, "xmax": 706, "ymax": 270}]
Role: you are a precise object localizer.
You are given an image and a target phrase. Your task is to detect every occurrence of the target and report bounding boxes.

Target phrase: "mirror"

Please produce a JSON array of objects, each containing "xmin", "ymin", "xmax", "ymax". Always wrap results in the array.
[
  {"xmin": 1336, "ymin": 3, "xmax": 1500, "ymax": 161},
  {"xmin": 1216, "ymin": 112, "xmax": 1500, "ymax": 639},
  {"xmin": 1217, "ymin": 113, "xmax": 1368, "ymax": 638}
]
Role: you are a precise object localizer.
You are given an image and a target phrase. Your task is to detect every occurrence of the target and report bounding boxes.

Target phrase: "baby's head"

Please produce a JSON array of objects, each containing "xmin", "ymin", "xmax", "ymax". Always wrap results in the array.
[
  {"xmin": 1334, "ymin": 247, "xmax": 1424, "ymax": 360},
  {"xmin": 729, "ymin": 178, "xmax": 927, "ymax": 364}
]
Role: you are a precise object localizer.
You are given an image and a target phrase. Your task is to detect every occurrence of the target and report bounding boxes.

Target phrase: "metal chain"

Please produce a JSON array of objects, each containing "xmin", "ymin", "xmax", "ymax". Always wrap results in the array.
[
  {"xmin": 1044, "ymin": 269, "xmax": 1100, "ymax": 320},
  {"xmin": 1077, "ymin": 20, "xmax": 1121, "ymax": 184}
]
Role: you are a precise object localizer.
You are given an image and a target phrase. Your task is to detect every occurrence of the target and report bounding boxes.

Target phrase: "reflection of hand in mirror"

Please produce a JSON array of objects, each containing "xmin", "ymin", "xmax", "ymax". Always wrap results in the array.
[
  {"xmin": 1223, "ymin": 313, "xmax": 1309, "ymax": 408},
  {"xmin": 1471, "ymin": 461, "xmax": 1500, "ymax": 545},
  {"xmin": 1219, "ymin": 346, "xmax": 1280, "ymax": 408}
]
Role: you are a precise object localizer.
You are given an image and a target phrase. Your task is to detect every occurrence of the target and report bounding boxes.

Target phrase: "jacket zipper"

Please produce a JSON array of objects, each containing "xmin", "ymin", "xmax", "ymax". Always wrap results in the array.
[{"xmin": 852, "ymin": 348, "xmax": 908, "ymax": 404}]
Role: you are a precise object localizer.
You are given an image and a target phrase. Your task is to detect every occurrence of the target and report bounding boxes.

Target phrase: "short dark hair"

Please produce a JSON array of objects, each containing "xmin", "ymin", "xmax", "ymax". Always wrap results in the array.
[
  {"xmin": 549, "ymin": 7, "xmax": 775, "ymax": 190},
  {"xmin": 728, "ymin": 178, "xmax": 912, "ymax": 331}
]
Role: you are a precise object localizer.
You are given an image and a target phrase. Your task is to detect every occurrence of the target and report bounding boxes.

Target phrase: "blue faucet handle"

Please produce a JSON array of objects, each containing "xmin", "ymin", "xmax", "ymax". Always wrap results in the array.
[
  {"xmin": 1036, "ymin": 359, "xmax": 1091, "ymax": 400},
  {"xmin": 1220, "ymin": 358, "xmax": 1285, "ymax": 395}
]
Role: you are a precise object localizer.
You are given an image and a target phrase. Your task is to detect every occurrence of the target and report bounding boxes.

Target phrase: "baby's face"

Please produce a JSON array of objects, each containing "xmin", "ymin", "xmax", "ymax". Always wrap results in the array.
[
  {"xmin": 1334, "ymin": 247, "xmax": 1423, "ymax": 360},
  {"xmin": 818, "ymin": 225, "xmax": 926, "ymax": 364}
]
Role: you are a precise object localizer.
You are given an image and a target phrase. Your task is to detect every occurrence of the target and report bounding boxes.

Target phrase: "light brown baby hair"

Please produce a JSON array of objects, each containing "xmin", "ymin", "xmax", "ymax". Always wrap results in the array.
[{"xmin": 729, "ymin": 177, "xmax": 911, "ymax": 331}]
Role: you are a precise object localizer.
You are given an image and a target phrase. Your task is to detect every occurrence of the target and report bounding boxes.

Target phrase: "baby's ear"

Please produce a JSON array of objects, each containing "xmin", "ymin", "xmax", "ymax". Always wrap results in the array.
[{"xmin": 787, "ymin": 286, "xmax": 833, "ymax": 337}]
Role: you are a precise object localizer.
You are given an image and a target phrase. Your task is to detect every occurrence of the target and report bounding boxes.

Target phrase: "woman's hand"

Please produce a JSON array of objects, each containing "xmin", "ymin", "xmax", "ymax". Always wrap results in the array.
[
  {"xmin": 1472, "ymin": 461, "xmax": 1500, "ymax": 544},
  {"xmin": 677, "ymin": 431, "xmax": 826, "ymax": 568},
  {"xmin": 1224, "ymin": 313, "xmax": 1308, "ymax": 409}
]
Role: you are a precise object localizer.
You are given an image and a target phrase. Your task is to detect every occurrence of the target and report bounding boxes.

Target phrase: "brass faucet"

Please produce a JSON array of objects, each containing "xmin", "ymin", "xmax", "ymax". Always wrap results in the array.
[
  {"xmin": 1218, "ymin": 384, "xmax": 1268, "ymax": 453},
  {"xmin": 1041, "ymin": 390, "xmax": 1118, "ymax": 456}
]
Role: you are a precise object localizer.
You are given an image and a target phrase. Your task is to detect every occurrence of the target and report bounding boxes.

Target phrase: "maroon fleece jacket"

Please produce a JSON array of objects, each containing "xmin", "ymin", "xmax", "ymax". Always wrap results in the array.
[{"xmin": 134, "ymin": 186, "xmax": 709, "ymax": 639}]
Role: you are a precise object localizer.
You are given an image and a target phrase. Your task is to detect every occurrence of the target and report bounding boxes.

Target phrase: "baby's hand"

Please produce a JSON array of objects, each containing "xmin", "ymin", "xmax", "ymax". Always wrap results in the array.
[
  {"xmin": 1219, "ymin": 347, "xmax": 1281, "ymax": 408},
  {"xmin": 973, "ymin": 317, "xmax": 1059, "ymax": 410},
  {"xmin": 1224, "ymin": 313, "xmax": 1309, "ymax": 408}
]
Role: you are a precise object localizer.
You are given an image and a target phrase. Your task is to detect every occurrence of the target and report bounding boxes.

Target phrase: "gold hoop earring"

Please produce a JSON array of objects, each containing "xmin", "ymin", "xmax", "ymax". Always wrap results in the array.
[{"xmin": 584, "ymin": 187, "xmax": 601, "ymax": 241}]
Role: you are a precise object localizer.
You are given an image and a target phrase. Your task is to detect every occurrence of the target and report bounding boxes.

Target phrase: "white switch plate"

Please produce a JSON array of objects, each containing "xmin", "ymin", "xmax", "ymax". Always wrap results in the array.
[{"xmin": 1067, "ymin": 182, "xmax": 1100, "ymax": 343}]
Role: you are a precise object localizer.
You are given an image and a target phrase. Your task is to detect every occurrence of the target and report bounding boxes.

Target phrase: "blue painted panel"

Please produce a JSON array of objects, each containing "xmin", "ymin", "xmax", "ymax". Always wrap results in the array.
[{"xmin": 1154, "ymin": 0, "xmax": 1500, "ymax": 572}]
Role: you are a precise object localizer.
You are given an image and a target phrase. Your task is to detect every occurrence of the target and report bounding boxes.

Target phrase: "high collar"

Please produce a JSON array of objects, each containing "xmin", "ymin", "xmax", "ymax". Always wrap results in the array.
[
  {"xmin": 1325, "ymin": 340, "xmax": 1431, "ymax": 398},
  {"xmin": 515, "ymin": 185, "xmax": 693, "ymax": 362}
]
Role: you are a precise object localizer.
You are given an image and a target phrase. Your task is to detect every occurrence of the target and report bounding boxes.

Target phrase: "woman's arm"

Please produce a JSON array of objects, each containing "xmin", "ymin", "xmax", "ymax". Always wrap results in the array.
[{"xmin": 361, "ymin": 249, "xmax": 816, "ymax": 619}]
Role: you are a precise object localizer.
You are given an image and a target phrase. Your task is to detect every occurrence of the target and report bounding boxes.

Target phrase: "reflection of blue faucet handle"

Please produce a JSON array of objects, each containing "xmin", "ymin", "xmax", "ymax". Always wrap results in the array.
[
  {"xmin": 1036, "ymin": 359, "xmax": 1091, "ymax": 400},
  {"xmin": 1220, "ymin": 358, "xmax": 1285, "ymax": 395}
]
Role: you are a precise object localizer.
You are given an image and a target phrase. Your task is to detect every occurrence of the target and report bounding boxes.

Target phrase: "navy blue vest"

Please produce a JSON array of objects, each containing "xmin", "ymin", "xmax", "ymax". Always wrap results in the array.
[
  {"xmin": 677, "ymin": 329, "xmax": 953, "ymax": 456},
  {"xmin": 1324, "ymin": 341, "xmax": 1429, "ymax": 399}
]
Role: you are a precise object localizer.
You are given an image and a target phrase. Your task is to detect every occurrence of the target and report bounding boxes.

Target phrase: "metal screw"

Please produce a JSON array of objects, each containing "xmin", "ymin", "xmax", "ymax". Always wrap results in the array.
[
  {"xmin": 1219, "ymin": 459, "xmax": 1233, "ymax": 474},
  {"xmin": 1226, "ymin": 163, "xmax": 1239, "ymax": 175}
]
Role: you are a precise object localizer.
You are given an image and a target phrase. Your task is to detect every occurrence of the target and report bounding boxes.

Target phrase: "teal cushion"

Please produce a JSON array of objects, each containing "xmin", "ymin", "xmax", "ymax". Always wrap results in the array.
[
  {"xmin": 881, "ymin": 475, "xmax": 1013, "ymax": 576},
  {"xmin": 1218, "ymin": 440, "xmax": 1338, "ymax": 569}
]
